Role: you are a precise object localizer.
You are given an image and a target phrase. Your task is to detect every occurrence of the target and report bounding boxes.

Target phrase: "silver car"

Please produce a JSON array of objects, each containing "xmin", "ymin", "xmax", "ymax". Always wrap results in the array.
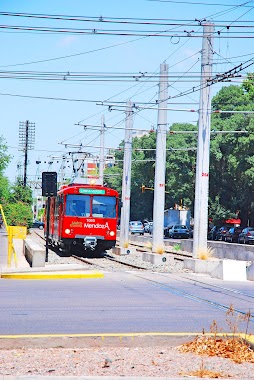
[
  {"xmin": 129, "ymin": 221, "xmax": 144, "ymax": 235},
  {"xmin": 238, "ymin": 227, "xmax": 254, "ymax": 244}
]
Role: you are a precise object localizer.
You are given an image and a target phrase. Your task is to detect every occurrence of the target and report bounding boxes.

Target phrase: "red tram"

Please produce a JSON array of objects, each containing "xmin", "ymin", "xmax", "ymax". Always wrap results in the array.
[{"xmin": 45, "ymin": 180, "xmax": 119, "ymax": 255}]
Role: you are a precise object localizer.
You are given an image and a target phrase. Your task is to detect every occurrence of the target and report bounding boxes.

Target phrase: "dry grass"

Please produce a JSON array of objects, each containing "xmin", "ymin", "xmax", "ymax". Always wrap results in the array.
[
  {"xmin": 179, "ymin": 335, "xmax": 254, "ymax": 363},
  {"xmin": 178, "ymin": 306, "xmax": 254, "ymax": 378},
  {"xmin": 154, "ymin": 245, "xmax": 165, "ymax": 254},
  {"xmin": 180, "ymin": 362, "xmax": 231, "ymax": 378},
  {"xmin": 144, "ymin": 241, "xmax": 152, "ymax": 251},
  {"xmin": 198, "ymin": 246, "xmax": 215, "ymax": 260}
]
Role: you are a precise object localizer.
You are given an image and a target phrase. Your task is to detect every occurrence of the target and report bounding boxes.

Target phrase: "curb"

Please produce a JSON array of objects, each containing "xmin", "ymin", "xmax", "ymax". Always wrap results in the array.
[{"xmin": 0, "ymin": 271, "xmax": 104, "ymax": 280}]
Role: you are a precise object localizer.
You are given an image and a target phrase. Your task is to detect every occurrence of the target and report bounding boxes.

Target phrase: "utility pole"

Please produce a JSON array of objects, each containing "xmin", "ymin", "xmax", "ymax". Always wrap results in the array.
[
  {"xmin": 99, "ymin": 115, "xmax": 105, "ymax": 185},
  {"xmin": 193, "ymin": 22, "xmax": 214, "ymax": 258},
  {"xmin": 18, "ymin": 120, "xmax": 35, "ymax": 186},
  {"xmin": 152, "ymin": 63, "xmax": 168, "ymax": 253},
  {"xmin": 120, "ymin": 101, "xmax": 133, "ymax": 247}
]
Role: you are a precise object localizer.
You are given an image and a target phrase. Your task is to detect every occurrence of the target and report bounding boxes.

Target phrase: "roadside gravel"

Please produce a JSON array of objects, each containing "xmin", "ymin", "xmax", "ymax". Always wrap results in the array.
[{"xmin": 1, "ymin": 345, "xmax": 254, "ymax": 378}]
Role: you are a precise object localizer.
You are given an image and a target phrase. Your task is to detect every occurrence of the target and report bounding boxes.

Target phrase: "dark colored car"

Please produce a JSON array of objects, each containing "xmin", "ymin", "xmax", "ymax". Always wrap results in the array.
[
  {"xmin": 224, "ymin": 226, "xmax": 243, "ymax": 243},
  {"xmin": 216, "ymin": 226, "xmax": 231, "ymax": 241},
  {"xmin": 238, "ymin": 227, "xmax": 254, "ymax": 244},
  {"xmin": 164, "ymin": 225, "xmax": 190, "ymax": 239},
  {"xmin": 31, "ymin": 220, "xmax": 44, "ymax": 230},
  {"xmin": 207, "ymin": 225, "xmax": 219, "ymax": 240}
]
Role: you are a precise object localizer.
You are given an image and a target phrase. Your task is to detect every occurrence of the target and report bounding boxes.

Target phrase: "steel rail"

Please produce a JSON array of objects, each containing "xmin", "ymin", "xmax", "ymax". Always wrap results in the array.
[
  {"xmin": 163, "ymin": 273, "xmax": 254, "ymax": 301},
  {"xmin": 133, "ymin": 274, "xmax": 254, "ymax": 321}
]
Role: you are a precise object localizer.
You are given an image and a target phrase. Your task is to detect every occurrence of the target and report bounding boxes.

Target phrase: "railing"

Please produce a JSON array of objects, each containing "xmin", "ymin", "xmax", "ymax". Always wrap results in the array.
[{"xmin": 0, "ymin": 204, "xmax": 27, "ymax": 267}]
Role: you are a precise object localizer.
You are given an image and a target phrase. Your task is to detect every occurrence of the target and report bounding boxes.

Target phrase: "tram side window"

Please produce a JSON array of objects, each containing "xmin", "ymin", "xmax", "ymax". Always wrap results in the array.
[
  {"xmin": 92, "ymin": 196, "xmax": 116, "ymax": 218},
  {"xmin": 65, "ymin": 194, "xmax": 90, "ymax": 216}
]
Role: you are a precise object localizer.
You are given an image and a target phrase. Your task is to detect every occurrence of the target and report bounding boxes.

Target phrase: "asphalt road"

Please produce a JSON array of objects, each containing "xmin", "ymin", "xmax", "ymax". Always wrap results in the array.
[{"xmin": 0, "ymin": 271, "xmax": 253, "ymax": 336}]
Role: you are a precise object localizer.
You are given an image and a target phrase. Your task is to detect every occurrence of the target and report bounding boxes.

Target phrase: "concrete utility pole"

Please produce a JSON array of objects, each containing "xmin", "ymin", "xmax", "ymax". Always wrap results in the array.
[
  {"xmin": 193, "ymin": 22, "xmax": 214, "ymax": 258},
  {"xmin": 99, "ymin": 115, "xmax": 105, "ymax": 185},
  {"xmin": 152, "ymin": 63, "xmax": 168, "ymax": 253},
  {"xmin": 120, "ymin": 101, "xmax": 133, "ymax": 247}
]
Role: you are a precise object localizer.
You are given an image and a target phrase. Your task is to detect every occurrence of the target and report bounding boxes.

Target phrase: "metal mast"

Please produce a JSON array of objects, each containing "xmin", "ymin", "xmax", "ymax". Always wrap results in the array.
[
  {"xmin": 193, "ymin": 22, "xmax": 214, "ymax": 258},
  {"xmin": 152, "ymin": 63, "xmax": 168, "ymax": 253},
  {"xmin": 120, "ymin": 101, "xmax": 133, "ymax": 247}
]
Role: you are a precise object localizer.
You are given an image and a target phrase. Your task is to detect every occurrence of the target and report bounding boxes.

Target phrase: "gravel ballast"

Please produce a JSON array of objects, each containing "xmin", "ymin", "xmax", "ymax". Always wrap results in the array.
[{"xmin": 0, "ymin": 346, "xmax": 254, "ymax": 378}]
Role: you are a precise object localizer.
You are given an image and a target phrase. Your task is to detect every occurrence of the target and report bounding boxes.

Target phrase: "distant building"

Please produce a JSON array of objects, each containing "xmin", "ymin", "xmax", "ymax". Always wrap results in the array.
[{"xmin": 132, "ymin": 129, "xmax": 152, "ymax": 139}]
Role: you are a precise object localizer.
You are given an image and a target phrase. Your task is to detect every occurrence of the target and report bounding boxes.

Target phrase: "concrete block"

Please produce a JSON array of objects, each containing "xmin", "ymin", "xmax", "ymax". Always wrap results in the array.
[
  {"xmin": 247, "ymin": 262, "xmax": 254, "ymax": 281},
  {"xmin": 112, "ymin": 246, "xmax": 136, "ymax": 255},
  {"xmin": 184, "ymin": 258, "xmax": 220, "ymax": 274},
  {"xmin": 210, "ymin": 259, "xmax": 247, "ymax": 281},
  {"xmin": 142, "ymin": 252, "xmax": 169, "ymax": 265},
  {"xmin": 23, "ymin": 238, "xmax": 46, "ymax": 267}
]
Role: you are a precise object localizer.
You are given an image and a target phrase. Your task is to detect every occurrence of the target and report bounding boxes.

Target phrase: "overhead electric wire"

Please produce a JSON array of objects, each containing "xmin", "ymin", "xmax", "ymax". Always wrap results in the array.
[
  {"xmin": 2, "ymin": 10, "xmax": 254, "ymax": 24},
  {"xmin": 147, "ymin": 0, "xmax": 254, "ymax": 7},
  {"xmin": 2, "ymin": 23, "xmax": 254, "ymax": 37}
]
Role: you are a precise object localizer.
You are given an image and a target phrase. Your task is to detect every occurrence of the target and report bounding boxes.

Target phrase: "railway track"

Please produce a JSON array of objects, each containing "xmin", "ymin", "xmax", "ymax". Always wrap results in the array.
[
  {"xmin": 33, "ymin": 230, "xmax": 186, "ymax": 273},
  {"xmin": 32, "ymin": 230, "xmax": 254, "ymax": 325},
  {"xmin": 134, "ymin": 272, "xmax": 254, "ymax": 323},
  {"xmin": 73, "ymin": 252, "xmax": 254, "ymax": 323},
  {"xmin": 72, "ymin": 254, "xmax": 148, "ymax": 271}
]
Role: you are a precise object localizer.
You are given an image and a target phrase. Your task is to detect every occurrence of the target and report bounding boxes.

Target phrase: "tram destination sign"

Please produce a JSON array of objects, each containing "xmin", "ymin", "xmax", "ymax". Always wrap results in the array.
[{"xmin": 79, "ymin": 188, "xmax": 106, "ymax": 195}]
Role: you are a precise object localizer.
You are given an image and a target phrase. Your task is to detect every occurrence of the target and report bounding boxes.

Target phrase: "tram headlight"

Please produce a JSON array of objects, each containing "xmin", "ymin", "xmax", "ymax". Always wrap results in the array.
[
  {"xmin": 65, "ymin": 228, "xmax": 71, "ymax": 234},
  {"xmin": 109, "ymin": 231, "xmax": 115, "ymax": 237}
]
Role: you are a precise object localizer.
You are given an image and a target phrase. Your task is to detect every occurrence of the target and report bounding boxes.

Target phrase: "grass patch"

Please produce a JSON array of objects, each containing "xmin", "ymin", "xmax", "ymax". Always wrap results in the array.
[
  {"xmin": 198, "ymin": 246, "xmax": 214, "ymax": 260},
  {"xmin": 173, "ymin": 243, "xmax": 181, "ymax": 251}
]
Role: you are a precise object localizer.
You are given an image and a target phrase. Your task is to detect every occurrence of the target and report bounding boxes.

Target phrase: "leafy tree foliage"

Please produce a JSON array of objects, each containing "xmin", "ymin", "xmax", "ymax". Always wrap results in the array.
[
  {"xmin": 3, "ymin": 202, "xmax": 33, "ymax": 227},
  {"xmin": 210, "ymin": 82, "xmax": 254, "ymax": 225},
  {"xmin": 2, "ymin": 178, "xmax": 34, "ymax": 227},
  {"xmin": 0, "ymin": 136, "xmax": 33, "ymax": 226},
  {"xmin": 8, "ymin": 178, "xmax": 33, "ymax": 205},
  {"xmin": 0, "ymin": 135, "xmax": 12, "ymax": 173}
]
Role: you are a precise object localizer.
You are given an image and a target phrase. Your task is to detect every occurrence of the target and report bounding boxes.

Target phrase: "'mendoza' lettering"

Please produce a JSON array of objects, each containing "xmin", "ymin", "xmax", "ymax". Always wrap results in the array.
[{"xmin": 83, "ymin": 222, "xmax": 110, "ymax": 230}]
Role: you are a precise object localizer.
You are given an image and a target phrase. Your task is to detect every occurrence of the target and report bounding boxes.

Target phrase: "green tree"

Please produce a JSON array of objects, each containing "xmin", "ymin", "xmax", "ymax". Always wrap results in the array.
[
  {"xmin": 0, "ymin": 135, "xmax": 12, "ymax": 173},
  {"xmin": 210, "ymin": 83, "xmax": 254, "ymax": 225},
  {"xmin": 8, "ymin": 178, "xmax": 33, "ymax": 204},
  {"xmin": 3, "ymin": 202, "xmax": 33, "ymax": 227}
]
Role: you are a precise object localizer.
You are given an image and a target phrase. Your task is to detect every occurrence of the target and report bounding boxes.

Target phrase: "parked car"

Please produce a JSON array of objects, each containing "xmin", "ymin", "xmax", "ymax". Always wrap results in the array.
[
  {"xmin": 238, "ymin": 227, "xmax": 254, "ymax": 244},
  {"xmin": 164, "ymin": 224, "xmax": 190, "ymax": 239},
  {"xmin": 31, "ymin": 220, "xmax": 44, "ymax": 230},
  {"xmin": 212, "ymin": 226, "xmax": 230, "ymax": 241},
  {"xmin": 129, "ymin": 221, "xmax": 144, "ymax": 235},
  {"xmin": 207, "ymin": 225, "xmax": 220, "ymax": 240},
  {"xmin": 224, "ymin": 226, "xmax": 243, "ymax": 243},
  {"xmin": 144, "ymin": 221, "xmax": 152, "ymax": 233}
]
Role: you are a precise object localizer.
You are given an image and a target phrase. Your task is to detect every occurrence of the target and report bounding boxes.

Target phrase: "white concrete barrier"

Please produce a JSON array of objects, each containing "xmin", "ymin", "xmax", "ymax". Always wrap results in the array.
[
  {"xmin": 247, "ymin": 262, "xmax": 254, "ymax": 281},
  {"xmin": 142, "ymin": 252, "xmax": 173, "ymax": 265},
  {"xmin": 23, "ymin": 238, "xmax": 46, "ymax": 267},
  {"xmin": 184, "ymin": 258, "xmax": 220, "ymax": 274},
  {"xmin": 184, "ymin": 258, "xmax": 248, "ymax": 281},
  {"xmin": 112, "ymin": 246, "xmax": 136, "ymax": 255},
  {"xmin": 210, "ymin": 259, "xmax": 247, "ymax": 281}
]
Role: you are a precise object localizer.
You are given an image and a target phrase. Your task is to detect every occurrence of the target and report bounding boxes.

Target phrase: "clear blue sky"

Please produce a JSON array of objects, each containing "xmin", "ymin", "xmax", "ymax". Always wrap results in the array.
[{"xmin": 1, "ymin": 0, "xmax": 254, "ymax": 186}]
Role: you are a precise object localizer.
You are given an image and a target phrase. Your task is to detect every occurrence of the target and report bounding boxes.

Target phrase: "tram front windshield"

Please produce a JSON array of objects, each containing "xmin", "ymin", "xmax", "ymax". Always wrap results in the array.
[{"xmin": 65, "ymin": 194, "xmax": 116, "ymax": 218}]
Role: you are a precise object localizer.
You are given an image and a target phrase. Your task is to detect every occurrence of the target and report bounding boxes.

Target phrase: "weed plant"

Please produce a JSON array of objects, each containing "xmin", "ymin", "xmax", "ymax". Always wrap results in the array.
[{"xmin": 179, "ymin": 305, "xmax": 254, "ymax": 378}]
